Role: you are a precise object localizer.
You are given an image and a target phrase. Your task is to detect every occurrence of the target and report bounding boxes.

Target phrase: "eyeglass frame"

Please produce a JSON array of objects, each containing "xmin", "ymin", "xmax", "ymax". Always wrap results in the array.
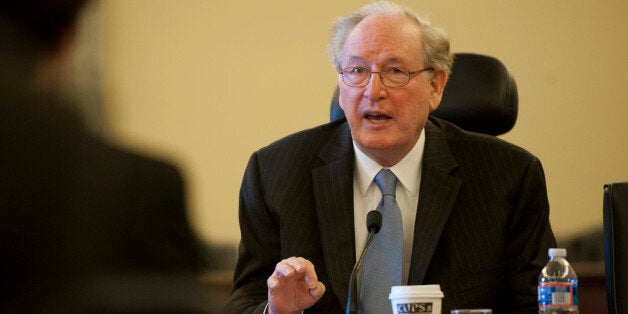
[{"xmin": 338, "ymin": 66, "xmax": 435, "ymax": 88}]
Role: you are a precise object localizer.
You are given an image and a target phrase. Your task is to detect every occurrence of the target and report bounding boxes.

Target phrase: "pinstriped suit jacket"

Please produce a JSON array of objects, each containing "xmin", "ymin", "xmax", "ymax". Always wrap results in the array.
[{"xmin": 226, "ymin": 116, "xmax": 556, "ymax": 313}]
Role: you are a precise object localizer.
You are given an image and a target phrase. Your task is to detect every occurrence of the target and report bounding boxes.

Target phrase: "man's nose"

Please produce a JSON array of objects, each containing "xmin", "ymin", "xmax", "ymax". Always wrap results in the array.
[{"xmin": 364, "ymin": 72, "xmax": 386, "ymax": 100}]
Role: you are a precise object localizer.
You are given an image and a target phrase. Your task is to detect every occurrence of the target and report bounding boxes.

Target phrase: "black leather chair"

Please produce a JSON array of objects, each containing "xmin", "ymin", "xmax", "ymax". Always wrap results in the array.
[
  {"xmin": 330, "ymin": 53, "xmax": 518, "ymax": 136},
  {"xmin": 604, "ymin": 181, "xmax": 628, "ymax": 314}
]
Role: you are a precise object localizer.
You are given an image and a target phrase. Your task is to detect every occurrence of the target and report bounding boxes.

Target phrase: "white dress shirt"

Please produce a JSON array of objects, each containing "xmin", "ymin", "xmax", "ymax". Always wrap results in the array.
[{"xmin": 352, "ymin": 129, "xmax": 425, "ymax": 285}]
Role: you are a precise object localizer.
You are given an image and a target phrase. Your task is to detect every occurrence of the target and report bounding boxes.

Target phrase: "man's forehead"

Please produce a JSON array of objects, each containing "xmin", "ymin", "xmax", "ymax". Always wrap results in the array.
[
  {"xmin": 341, "ymin": 39, "xmax": 422, "ymax": 67},
  {"xmin": 350, "ymin": 14, "xmax": 421, "ymax": 38},
  {"xmin": 341, "ymin": 15, "xmax": 422, "ymax": 62}
]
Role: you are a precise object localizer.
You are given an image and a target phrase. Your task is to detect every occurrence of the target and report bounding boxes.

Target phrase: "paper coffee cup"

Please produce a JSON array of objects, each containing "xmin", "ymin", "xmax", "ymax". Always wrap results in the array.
[{"xmin": 389, "ymin": 284, "xmax": 444, "ymax": 314}]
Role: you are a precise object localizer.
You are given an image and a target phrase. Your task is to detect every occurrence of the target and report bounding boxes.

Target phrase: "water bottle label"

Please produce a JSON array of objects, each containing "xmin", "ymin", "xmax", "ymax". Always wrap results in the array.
[{"xmin": 538, "ymin": 283, "xmax": 574, "ymax": 306}]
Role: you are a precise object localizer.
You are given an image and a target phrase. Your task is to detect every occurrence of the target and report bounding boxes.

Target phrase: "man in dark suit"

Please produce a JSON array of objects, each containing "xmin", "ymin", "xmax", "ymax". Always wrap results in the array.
[
  {"xmin": 226, "ymin": 1, "xmax": 556, "ymax": 313},
  {"xmin": 0, "ymin": 1, "xmax": 208, "ymax": 312}
]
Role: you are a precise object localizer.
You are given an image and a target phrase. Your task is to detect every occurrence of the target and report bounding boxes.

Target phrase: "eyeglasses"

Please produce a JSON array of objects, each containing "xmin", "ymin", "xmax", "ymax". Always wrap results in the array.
[{"xmin": 339, "ymin": 66, "xmax": 435, "ymax": 88}]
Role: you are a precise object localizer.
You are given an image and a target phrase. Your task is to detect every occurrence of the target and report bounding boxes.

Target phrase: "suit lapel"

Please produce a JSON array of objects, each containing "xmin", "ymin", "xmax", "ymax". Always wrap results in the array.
[
  {"xmin": 408, "ymin": 119, "xmax": 461, "ymax": 284},
  {"xmin": 312, "ymin": 122, "xmax": 356, "ymax": 306}
]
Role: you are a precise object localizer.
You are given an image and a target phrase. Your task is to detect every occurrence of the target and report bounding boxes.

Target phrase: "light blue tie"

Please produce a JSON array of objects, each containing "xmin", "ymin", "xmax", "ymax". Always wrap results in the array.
[{"xmin": 359, "ymin": 169, "xmax": 403, "ymax": 314}]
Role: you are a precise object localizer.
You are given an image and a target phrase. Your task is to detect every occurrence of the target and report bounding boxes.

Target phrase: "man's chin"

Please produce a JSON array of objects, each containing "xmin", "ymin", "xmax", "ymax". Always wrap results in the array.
[{"xmin": 356, "ymin": 138, "xmax": 398, "ymax": 155}]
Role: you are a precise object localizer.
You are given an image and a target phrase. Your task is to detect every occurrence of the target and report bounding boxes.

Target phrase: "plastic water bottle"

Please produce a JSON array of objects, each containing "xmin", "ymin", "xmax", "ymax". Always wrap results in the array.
[{"xmin": 538, "ymin": 248, "xmax": 578, "ymax": 313}]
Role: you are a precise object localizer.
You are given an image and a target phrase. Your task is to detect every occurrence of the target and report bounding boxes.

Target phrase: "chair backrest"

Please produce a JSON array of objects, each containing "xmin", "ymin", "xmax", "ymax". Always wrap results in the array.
[
  {"xmin": 604, "ymin": 181, "xmax": 628, "ymax": 314},
  {"xmin": 330, "ymin": 53, "xmax": 518, "ymax": 136}
]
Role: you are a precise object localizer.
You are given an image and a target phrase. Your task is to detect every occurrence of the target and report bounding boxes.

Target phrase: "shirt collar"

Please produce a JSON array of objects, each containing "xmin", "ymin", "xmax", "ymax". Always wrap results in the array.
[{"xmin": 353, "ymin": 128, "xmax": 425, "ymax": 197}]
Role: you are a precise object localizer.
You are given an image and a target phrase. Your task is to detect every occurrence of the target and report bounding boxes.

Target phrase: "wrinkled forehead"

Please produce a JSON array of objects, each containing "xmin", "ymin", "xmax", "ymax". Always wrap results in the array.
[{"xmin": 341, "ymin": 15, "xmax": 424, "ymax": 67}]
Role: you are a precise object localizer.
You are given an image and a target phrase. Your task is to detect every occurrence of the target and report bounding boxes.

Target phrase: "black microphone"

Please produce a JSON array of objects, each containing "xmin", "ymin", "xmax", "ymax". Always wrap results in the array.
[{"xmin": 346, "ymin": 210, "xmax": 382, "ymax": 314}]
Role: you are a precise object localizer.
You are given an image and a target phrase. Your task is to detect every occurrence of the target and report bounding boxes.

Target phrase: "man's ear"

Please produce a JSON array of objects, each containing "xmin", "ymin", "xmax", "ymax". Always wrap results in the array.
[
  {"xmin": 428, "ymin": 70, "xmax": 448, "ymax": 112},
  {"xmin": 337, "ymin": 76, "xmax": 347, "ymax": 111}
]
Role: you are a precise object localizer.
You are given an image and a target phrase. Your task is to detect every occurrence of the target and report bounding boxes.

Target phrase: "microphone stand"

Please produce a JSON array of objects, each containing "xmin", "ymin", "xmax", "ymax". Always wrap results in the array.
[{"xmin": 346, "ymin": 211, "xmax": 382, "ymax": 314}]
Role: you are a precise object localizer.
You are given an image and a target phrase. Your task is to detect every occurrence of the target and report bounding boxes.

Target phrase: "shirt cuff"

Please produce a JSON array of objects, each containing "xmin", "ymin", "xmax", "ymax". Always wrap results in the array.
[{"xmin": 263, "ymin": 302, "xmax": 304, "ymax": 314}]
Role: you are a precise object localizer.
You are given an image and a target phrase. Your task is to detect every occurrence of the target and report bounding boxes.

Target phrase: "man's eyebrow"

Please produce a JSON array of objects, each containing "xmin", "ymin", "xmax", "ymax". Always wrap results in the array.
[
  {"xmin": 383, "ymin": 57, "xmax": 406, "ymax": 65},
  {"xmin": 343, "ymin": 56, "xmax": 407, "ymax": 66},
  {"xmin": 344, "ymin": 56, "xmax": 366, "ymax": 63}
]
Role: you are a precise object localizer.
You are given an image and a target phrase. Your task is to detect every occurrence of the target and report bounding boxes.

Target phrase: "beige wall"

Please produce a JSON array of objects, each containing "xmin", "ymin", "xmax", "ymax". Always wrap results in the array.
[{"xmin": 99, "ymin": 0, "xmax": 628, "ymax": 246}]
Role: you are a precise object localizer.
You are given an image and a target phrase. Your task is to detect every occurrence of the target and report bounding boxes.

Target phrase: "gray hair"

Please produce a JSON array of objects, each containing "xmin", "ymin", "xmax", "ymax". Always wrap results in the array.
[{"xmin": 327, "ymin": 1, "xmax": 453, "ymax": 75}]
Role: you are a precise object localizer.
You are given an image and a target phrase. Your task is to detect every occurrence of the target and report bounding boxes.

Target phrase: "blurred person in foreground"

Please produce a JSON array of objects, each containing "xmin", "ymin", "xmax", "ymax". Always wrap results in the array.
[
  {"xmin": 0, "ymin": 1, "xmax": 208, "ymax": 312},
  {"xmin": 225, "ymin": 1, "xmax": 556, "ymax": 313}
]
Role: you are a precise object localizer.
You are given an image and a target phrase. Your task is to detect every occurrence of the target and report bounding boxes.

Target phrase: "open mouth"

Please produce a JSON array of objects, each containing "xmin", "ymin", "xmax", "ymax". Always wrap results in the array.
[{"xmin": 364, "ymin": 113, "xmax": 391, "ymax": 123}]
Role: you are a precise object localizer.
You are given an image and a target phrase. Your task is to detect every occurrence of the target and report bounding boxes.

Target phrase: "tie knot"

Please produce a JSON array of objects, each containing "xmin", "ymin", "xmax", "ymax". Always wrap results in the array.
[{"xmin": 374, "ymin": 169, "xmax": 397, "ymax": 197}]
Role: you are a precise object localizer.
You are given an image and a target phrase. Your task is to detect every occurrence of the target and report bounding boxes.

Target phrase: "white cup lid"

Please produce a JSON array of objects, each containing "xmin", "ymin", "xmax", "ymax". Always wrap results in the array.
[{"xmin": 389, "ymin": 285, "xmax": 444, "ymax": 299}]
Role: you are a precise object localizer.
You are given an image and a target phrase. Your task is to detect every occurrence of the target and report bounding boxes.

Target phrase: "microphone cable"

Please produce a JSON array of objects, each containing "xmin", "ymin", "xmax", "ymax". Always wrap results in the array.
[{"xmin": 346, "ymin": 210, "xmax": 382, "ymax": 314}]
